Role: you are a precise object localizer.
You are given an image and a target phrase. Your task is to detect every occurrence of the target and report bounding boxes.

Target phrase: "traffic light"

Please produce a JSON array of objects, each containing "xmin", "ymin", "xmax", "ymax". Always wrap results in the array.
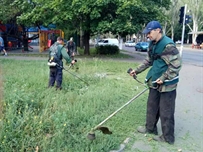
[
  {"xmin": 185, "ymin": 15, "xmax": 192, "ymax": 24},
  {"xmin": 179, "ymin": 6, "xmax": 185, "ymax": 24}
]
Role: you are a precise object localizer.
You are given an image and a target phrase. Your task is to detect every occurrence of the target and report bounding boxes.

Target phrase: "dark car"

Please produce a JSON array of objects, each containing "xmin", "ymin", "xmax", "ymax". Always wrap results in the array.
[{"xmin": 135, "ymin": 42, "xmax": 149, "ymax": 52}]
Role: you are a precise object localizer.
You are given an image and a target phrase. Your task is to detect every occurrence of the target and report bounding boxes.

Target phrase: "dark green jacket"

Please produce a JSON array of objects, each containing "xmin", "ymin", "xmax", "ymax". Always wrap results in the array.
[
  {"xmin": 135, "ymin": 35, "xmax": 182, "ymax": 92},
  {"xmin": 56, "ymin": 44, "xmax": 72, "ymax": 64},
  {"xmin": 146, "ymin": 36, "xmax": 177, "ymax": 86},
  {"xmin": 50, "ymin": 42, "xmax": 72, "ymax": 66}
]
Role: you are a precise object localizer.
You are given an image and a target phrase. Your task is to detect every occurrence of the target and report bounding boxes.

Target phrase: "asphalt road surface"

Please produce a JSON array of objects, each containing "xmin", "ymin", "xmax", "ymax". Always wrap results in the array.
[{"xmin": 122, "ymin": 45, "xmax": 203, "ymax": 67}]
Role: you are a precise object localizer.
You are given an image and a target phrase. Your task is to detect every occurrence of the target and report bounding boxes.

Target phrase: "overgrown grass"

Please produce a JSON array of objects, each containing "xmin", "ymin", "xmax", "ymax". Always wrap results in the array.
[{"xmin": 0, "ymin": 57, "xmax": 148, "ymax": 152}]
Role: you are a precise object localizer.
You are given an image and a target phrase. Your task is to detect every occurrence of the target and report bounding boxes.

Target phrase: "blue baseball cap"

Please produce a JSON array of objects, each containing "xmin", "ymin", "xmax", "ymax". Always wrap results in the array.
[{"xmin": 142, "ymin": 21, "xmax": 162, "ymax": 34}]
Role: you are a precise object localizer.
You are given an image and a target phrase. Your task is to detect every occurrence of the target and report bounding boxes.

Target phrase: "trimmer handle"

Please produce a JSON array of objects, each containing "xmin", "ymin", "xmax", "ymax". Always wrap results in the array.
[
  {"xmin": 71, "ymin": 59, "xmax": 77, "ymax": 66},
  {"xmin": 127, "ymin": 68, "xmax": 137, "ymax": 79}
]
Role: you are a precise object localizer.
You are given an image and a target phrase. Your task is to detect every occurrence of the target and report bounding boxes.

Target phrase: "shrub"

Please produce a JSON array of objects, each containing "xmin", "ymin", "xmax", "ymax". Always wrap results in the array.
[{"xmin": 95, "ymin": 45, "xmax": 119, "ymax": 55}]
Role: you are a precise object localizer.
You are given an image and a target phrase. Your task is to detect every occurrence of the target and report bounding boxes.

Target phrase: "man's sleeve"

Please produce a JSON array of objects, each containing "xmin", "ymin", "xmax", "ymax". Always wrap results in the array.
[
  {"xmin": 159, "ymin": 45, "xmax": 182, "ymax": 82},
  {"xmin": 61, "ymin": 47, "xmax": 72, "ymax": 63},
  {"xmin": 135, "ymin": 52, "xmax": 152, "ymax": 74}
]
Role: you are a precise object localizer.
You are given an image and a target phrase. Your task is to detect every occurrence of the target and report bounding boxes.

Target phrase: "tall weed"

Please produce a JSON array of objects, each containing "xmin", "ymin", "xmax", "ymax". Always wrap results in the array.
[{"xmin": 0, "ymin": 58, "xmax": 148, "ymax": 152}]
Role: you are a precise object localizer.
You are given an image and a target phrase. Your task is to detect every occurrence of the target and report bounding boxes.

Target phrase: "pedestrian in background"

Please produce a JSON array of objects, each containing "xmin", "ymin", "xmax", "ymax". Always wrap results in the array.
[
  {"xmin": 0, "ymin": 35, "xmax": 8, "ymax": 56},
  {"xmin": 48, "ymin": 37, "xmax": 75, "ymax": 90},
  {"xmin": 128, "ymin": 21, "xmax": 182, "ymax": 144},
  {"xmin": 65, "ymin": 37, "xmax": 76, "ymax": 60}
]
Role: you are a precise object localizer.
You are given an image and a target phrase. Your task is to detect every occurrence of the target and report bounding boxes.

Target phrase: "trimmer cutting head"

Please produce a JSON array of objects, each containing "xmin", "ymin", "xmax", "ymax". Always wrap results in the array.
[
  {"xmin": 87, "ymin": 126, "xmax": 112, "ymax": 140},
  {"xmin": 87, "ymin": 88, "xmax": 148, "ymax": 140},
  {"xmin": 87, "ymin": 132, "xmax": 96, "ymax": 140}
]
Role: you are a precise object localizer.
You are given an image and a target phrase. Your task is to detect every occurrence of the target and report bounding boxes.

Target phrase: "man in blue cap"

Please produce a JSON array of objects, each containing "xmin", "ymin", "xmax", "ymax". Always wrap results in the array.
[{"xmin": 128, "ymin": 21, "xmax": 182, "ymax": 144}]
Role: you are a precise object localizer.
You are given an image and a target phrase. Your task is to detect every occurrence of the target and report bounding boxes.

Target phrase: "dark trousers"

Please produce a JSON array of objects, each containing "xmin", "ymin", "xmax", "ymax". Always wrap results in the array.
[
  {"xmin": 146, "ymin": 88, "xmax": 176, "ymax": 143},
  {"xmin": 48, "ymin": 67, "xmax": 63, "ymax": 88}
]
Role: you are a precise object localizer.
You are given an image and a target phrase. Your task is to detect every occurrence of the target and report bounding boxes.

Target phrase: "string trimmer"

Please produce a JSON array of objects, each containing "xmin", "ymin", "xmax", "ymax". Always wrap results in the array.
[
  {"xmin": 57, "ymin": 63, "xmax": 89, "ymax": 86},
  {"xmin": 87, "ymin": 87, "xmax": 148, "ymax": 140},
  {"xmin": 87, "ymin": 67, "xmax": 148, "ymax": 140}
]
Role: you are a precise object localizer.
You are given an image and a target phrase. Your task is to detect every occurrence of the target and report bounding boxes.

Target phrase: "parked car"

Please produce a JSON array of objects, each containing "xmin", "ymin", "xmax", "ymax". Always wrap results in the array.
[
  {"xmin": 175, "ymin": 40, "xmax": 181, "ymax": 44},
  {"xmin": 95, "ymin": 39, "xmax": 104, "ymax": 47},
  {"xmin": 125, "ymin": 40, "xmax": 136, "ymax": 47},
  {"xmin": 97, "ymin": 38, "xmax": 119, "ymax": 47},
  {"xmin": 135, "ymin": 42, "xmax": 149, "ymax": 52}
]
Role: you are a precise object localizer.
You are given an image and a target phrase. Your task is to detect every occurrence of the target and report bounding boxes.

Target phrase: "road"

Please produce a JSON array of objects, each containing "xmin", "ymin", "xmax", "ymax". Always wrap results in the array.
[
  {"xmin": 181, "ymin": 48, "xmax": 203, "ymax": 67},
  {"xmin": 122, "ymin": 45, "xmax": 203, "ymax": 67}
]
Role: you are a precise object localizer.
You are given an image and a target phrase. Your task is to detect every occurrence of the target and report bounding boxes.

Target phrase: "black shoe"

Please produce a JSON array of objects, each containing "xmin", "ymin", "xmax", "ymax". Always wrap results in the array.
[
  {"xmin": 56, "ymin": 86, "xmax": 62, "ymax": 90},
  {"xmin": 153, "ymin": 135, "xmax": 165, "ymax": 142},
  {"xmin": 137, "ymin": 126, "xmax": 147, "ymax": 134},
  {"xmin": 153, "ymin": 135, "xmax": 174, "ymax": 144},
  {"xmin": 137, "ymin": 126, "xmax": 158, "ymax": 135}
]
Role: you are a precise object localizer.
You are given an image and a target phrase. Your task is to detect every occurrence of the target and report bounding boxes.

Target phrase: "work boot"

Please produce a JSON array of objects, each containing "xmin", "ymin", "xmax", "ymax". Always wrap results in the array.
[
  {"xmin": 137, "ymin": 126, "xmax": 158, "ymax": 135},
  {"xmin": 137, "ymin": 126, "xmax": 147, "ymax": 134},
  {"xmin": 153, "ymin": 135, "xmax": 165, "ymax": 142},
  {"xmin": 153, "ymin": 135, "xmax": 174, "ymax": 145},
  {"xmin": 56, "ymin": 86, "xmax": 62, "ymax": 90}
]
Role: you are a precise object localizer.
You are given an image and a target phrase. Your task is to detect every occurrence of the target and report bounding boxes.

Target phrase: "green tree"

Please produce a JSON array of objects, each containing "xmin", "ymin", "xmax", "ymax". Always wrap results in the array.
[
  {"xmin": 0, "ymin": 0, "xmax": 171, "ymax": 54},
  {"xmin": 0, "ymin": 0, "xmax": 41, "ymax": 51},
  {"xmin": 180, "ymin": 0, "xmax": 203, "ymax": 43},
  {"xmin": 163, "ymin": 0, "xmax": 180, "ymax": 40}
]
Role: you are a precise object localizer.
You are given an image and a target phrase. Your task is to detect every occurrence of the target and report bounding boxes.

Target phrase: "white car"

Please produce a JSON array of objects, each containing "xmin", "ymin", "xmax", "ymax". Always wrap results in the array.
[
  {"xmin": 175, "ymin": 40, "xmax": 182, "ymax": 44},
  {"xmin": 125, "ymin": 40, "xmax": 136, "ymax": 47},
  {"xmin": 97, "ymin": 38, "xmax": 119, "ymax": 47}
]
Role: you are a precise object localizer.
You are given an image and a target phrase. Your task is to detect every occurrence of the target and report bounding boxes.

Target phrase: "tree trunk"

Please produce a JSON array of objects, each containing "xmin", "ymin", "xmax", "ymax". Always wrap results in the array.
[
  {"xmin": 80, "ymin": 22, "xmax": 83, "ymax": 49},
  {"xmin": 83, "ymin": 14, "xmax": 90, "ymax": 55},
  {"xmin": 84, "ymin": 31, "xmax": 90, "ymax": 55},
  {"xmin": 22, "ymin": 33, "xmax": 29, "ymax": 51},
  {"xmin": 21, "ymin": 26, "xmax": 29, "ymax": 51},
  {"xmin": 192, "ymin": 19, "xmax": 198, "ymax": 44}
]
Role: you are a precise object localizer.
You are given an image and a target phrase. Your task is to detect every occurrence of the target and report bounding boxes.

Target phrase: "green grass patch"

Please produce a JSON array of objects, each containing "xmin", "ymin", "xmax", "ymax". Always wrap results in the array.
[
  {"xmin": 0, "ymin": 57, "xmax": 148, "ymax": 152},
  {"xmin": 77, "ymin": 47, "xmax": 133, "ymax": 59}
]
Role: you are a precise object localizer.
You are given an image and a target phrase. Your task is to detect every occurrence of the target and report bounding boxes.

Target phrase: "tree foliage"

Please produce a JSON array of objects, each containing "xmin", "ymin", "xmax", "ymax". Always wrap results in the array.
[
  {"xmin": 179, "ymin": 0, "xmax": 203, "ymax": 43},
  {"xmin": 0, "ymin": 0, "xmax": 171, "ymax": 54}
]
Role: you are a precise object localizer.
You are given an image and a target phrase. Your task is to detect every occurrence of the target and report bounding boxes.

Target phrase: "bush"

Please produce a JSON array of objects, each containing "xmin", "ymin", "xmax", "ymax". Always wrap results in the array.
[{"xmin": 95, "ymin": 45, "xmax": 119, "ymax": 55}]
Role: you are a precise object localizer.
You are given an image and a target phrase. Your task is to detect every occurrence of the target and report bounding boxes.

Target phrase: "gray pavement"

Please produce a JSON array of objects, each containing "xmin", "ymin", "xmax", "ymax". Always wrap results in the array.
[{"xmin": 1, "ymin": 45, "xmax": 203, "ymax": 152}]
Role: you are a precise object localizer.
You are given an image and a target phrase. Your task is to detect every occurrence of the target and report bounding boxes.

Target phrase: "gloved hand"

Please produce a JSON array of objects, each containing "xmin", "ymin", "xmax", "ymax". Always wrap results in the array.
[
  {"xmin": 71, "ymin": 59, "xmax": 77, "ymax": 65},
  {"xmin": 127, "ymin": 68, "xmax": 137, "ymax": 79}
]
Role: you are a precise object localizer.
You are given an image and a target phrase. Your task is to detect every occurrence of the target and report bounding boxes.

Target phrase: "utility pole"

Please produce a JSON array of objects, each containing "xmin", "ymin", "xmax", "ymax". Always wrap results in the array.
[{"xmin": 180, "ymin": 4, "xmax": 187, "ymax": 56}]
